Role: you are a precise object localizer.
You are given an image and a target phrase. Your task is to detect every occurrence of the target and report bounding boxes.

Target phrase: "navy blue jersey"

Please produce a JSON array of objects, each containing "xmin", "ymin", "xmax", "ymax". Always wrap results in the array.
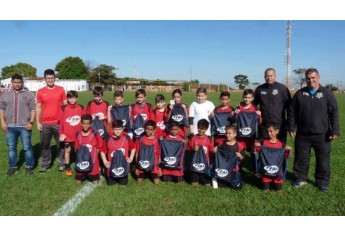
[
  {"xmin": 92, "ymin": 115, "xmax": 109, "ymax": 139},
  {"xmin": 132, "ymin": 114, "xmax": 145, "ymax": 139},
  {"xmin": 236, "ymin": 112, "xmax": 258, "ymax": 138},
  {"xmin": 212, "ymin": 112, "xmax": 232, "ymax": 136},
  {"xmin": 169, "ymin": 103, "xmax": 188, "ymax": 126},
  {"xmin": 110, "ymin": 105, "xmax": 131, "ymax": 131},
  {"xmin": 259, "ymin": 146, "xmax": 285, "ymax": 178},
  {"xmin": 137, "ymin": 141, "xmax": 155, "ymax": 172},
  {"xmin": 160, "ymin": 139, "xmax": 185, "ymax": 170},
  {"xmin": 212, "ymin": 149, "xmax": 239, "ymax": 183}
]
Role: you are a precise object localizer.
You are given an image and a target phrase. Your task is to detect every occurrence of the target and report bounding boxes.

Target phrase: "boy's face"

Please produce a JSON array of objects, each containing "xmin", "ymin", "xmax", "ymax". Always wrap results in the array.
[
  {"xmin": 156, "ymin": 101, "xmax": 165, "ymax": 109},
  {"xmin": 81, "ymin": 119, "xmax": 92, "ymax": 132},
  {"xmin": 67, "ymin": 96, "xmax": 77, "ymax": 105},
  {"xmin": 113, "ymin": 127, "xmax": 124, "ymax": 137},
  {"xmin": 93, "ymin": 94, "xmax": 103, "ymax": 103},
  {"xmin": 225, "ymin": 129, "xmax": 237, "ymax": 141},
  {"xmin": 114, "ymin": 96, "xmax": 124, "ymax": 106},
  {"xmin": 220, "ymin": 96, "xmax": 230, "ymax": 106},
  {"xmin": 145, "ymin": 125, "xmax": 155, "ymax": 137},
  {"xmin": 136, "ymin": 94, "xmax": 146, "ymax": 104},
  {"xmin": 170, "ymin": 126, "xmax": 180, "ymax": 136},
  {"xmin": 197, "ymin": 127, "xmax": 207, "ymax": 136},
  {"xmin": 197, "ymin": 93, "xmax": 207, "ymax": 103},
  {"xmin": 267, "ymin": 127, "xmax": 279, "ymax": 139},
  {"xmin": 173, "ymin": 93, "xmax": 182, "ymax": 103},
  {"xmin": 243, "ymin": 94, "xmax": 254, "ymax": 105}
]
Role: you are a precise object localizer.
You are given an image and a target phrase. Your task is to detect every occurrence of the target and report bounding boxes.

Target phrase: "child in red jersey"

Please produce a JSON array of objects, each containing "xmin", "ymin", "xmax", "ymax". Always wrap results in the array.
[
  {"xmin": 166, "ymin": 89, "xmax": 189, "ymax": 138},
  {"xmin": 131, "ymin": 89, "xmax": 153, "ymax": 140},
  {"xmin": 210, "ymin": 91, "xmax": 235, "ymax": 147},
  {"xmin": 86, "ymin": 86, "xmax": 110, "ymax": 139},
  {"xmin": 100, "ymin": 120, "xmax": 135, "ymax": 186},
  {"xmin": 108, "ymin": 90, "xmax": 131, "ymax": 137},
  {"xmin": 254, "ymin": 122, "xmax": 291, "ymax": 191},
  {"xmin": 234, "ymin": 89, "xmax": 262, "ymax": 174},
  {"xmin": 188, "ymin": 119, "xmax": 214, "ymax": 187},
  {"xmin": 216, "ymin": 125, "xmax": 245, "ymax": 190},
  {"xmin": 151, "ymin": 94, "xmax": 169, "ymax": 139},
  {"xmin": 160, "ymin": 121, "xmax": 187, "ymax": 183},
  {"xmin": 74, "ymin": 114, "xmax": 104, "ymax": 184},
  {"xmin": 135, "ymin": 120, "xmax": 161, "ymax": 185},
  {"xmin": 59, "ymin": 90, "xmax": 85, "ymax": 176}
]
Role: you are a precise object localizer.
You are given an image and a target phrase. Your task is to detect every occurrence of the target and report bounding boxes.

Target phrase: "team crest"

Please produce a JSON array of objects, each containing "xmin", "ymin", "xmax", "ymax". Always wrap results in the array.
[
  {"xmin": 316, "ymin": 92, "xmax": 323, "ymax": 99},
  {"xmin": 272, "ymin": 89, "xmax": 278, "ymax": 95}
]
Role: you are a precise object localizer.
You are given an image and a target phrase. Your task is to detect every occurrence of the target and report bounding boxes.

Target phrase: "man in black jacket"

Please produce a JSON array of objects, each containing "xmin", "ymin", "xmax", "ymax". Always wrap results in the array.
[
  {"xmin": 288, "ymin": 68, "xmax": 339, "ymax": 192},
  {"xmin": 254, "ymin": 68, "xmax": 291, "ymax": 143}
]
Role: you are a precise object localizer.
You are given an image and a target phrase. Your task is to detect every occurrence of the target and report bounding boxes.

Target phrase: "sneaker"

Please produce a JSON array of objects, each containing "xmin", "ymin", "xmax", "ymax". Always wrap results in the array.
[
  {"xmin": 39, "ymin": 167, "xmax": 50, "ymax": 173},
  {"xmin": 65, "ymin": 169, "xmax": 73, "ymax": 176},
  {"xmin": 6, "ymin": 168, "xmax": 19, "ymax": 176},
  {"xmin": 318, "ymin": 185, "xmax": 328, "ymax": 192},
  {"xmin": 293, "ymin": 181, "xmax": 307, "ymax": 187},
  {"xmin": 58, "ymin": 166, "xmax": 65, "ymax": 173},
  {"xmin": 25, "ymin": 167, "xmax": 33, "ymax": 175}
]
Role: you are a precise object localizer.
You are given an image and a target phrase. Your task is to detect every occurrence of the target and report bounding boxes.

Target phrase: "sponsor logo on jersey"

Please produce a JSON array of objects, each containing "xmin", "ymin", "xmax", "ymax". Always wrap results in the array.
[
  {"xmin": 215, "ymin": 168, "xmax": 229, "ymax": 177},
  {"xmin": 164, "ymin": 156, "xmax": 177, "ymax": 165},
  {"xmin": 264, "ymin": 165, "xmax": 279, "ymax": 174},
  {"xmin": 272, "ymin": 89, "xmax": 279, "ymax": 95},
  {"xmin": 66, "ymin": 115, "xmax": 81, "ymax": 126},
  {"xmin": 217, "ymin": 126, "xmax": 226, "ymax": 134},
  {"xmin": 141, "ymin": 114, "xmax": 148, "ymax": 120},
  {"xmin": 94, "ymin": 112, "xmax": 105, "ymax": 120},
  {"xmin": 112, "ymin": 167, "xmax": 125, "ymax": 176},
  {"xmin": 110, "ymin": 148, "xmax": 125, "ymax": 158},
  {"xmin": 98, "ymin": 129, "xmax": 104, "ymax": 136},
  {"xmin": 239, "ymin": 127, "xmax": 252, "ymax": 135},
  {"xmin": 193, "ymin": 163, "xmax": 205, "ymax": 171},
  {"xmin": 77, "ymin": 161, "xmax": 90, "ymax": 170},
  {"xmin": 172, "ymin": 115, "xmax": 183, "ymax": 122},
  {"xmin": 134, "ymin": 128, "xmax": 144, "ymax": 136},
  {"xmin": 157, "ymin": 121, "xmax": 166, "ymax": 130},
  {"xmin": 139, "ymin": 160, "xmax": 150, "ymax": 169},
  {"xmin": 316, "ymin": 92, "xmax": 323, "ymax": 99}
]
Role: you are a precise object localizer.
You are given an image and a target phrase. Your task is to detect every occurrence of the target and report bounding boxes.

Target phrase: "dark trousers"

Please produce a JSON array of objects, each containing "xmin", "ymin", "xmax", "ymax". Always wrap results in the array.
[{"xmin": 293, "ymin": 133, "xmax": 331, "ymax": 186}]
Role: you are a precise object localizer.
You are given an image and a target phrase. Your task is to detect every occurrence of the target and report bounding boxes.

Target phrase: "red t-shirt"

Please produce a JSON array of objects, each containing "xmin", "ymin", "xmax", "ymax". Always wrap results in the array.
[
  {"xmin": 162, "ymin": 134, "xmax": 185, "ymax": 177},
  {"xmin": 36, "ymin": 86, "xmax": 67, "ymax": 124},
  {"xmin": 213, "ymin": 105, "xmax": 234, "ymax": 146},
  {"xmin": 86, "ymin": 100, "xmax": 109, "ymax": 128},
  {"xmin": 75, "ymin": 129, "xmax": 104, "ymax": 176},
  {"xmin": 188, "ymin": 135, "xmax": 214, "ymax": 161},
  {"xmin": 135, "ymin": 136, "xmax": 161, "ymax": 174},
  {"xmin": 58, "ymin": 103, "xmax": 85, "ymax": 142},
  {"xmin": 130, "ymin": 102, "xmax": 153, "ymax": 122},
  {"xmin": 151, "ymin": 107, "xmax": 169, "ymax": 138}
]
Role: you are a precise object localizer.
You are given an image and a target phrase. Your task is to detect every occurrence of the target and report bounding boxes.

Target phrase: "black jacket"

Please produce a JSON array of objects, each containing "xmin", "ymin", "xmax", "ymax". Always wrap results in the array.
[
  {"xmin": 287, "ymin": 85, "xmax": 339, "ymax": 136},
  {"xmin": 254, "ymin": 82, "xmax": 291, "ymax": 126}
]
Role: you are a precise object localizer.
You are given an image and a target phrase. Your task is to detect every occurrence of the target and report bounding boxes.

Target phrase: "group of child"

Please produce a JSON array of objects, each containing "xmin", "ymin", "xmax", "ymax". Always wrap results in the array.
[{"xmin": 58, "ymin": 86, "xmax": 291, "ymax": 191}]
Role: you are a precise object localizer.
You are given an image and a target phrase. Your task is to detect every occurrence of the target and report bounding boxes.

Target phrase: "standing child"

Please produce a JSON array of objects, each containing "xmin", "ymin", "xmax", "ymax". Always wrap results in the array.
[
  {"xmin": 188, "ymin": 119, "xmax": 214, "ymax": 187},
  {"xmin": 131, "ymin": 89, "xmax": 153, "ymax": 140},
  {"xmin": 254, "ymin": 122, "xmax": 291, "ymax": 191},
  {"xmin": 215, "ymin": 125, "xmax": 245, "ymax": 190},
  {"xmin": 167, "ymin": 89, "xmax": 189, "ymax": 138},
  {"xmin": 189, "ymin": 87, "xmax": 215, "ymax": 137},
  {"xmin": 108, "ymin": 90, "xmax": 131, "ymax": 137},
  {"xmin": 59, "ymin": 90, "xmax": 85, "ymax": 176},
  {"xmin": 160, "ymin": 121, "xmax": 187, "ymax": 183},
  {"xmin": 74, "ymin": 114, "xmax": 105, "ymax": 184},
  {"xmin": 135, "ymin": 120, "xmax": 161, "ymax": 185},
  {"xmin": 100, "ymin": 120, "xmax": 135, "ymax": 186},
  {"xmin": 211, "ymin": 91, "xmax": 235, "ymax": 147},
  {"xmin": 151, "ymin": 94, "xmax": 169, "ymax": 139}
]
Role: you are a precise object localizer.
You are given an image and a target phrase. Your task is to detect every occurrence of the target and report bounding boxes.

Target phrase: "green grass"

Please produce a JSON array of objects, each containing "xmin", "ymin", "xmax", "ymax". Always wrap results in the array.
[{"xmin": 0, "ymin": 91, "xmax": 344, "ymax": 216}]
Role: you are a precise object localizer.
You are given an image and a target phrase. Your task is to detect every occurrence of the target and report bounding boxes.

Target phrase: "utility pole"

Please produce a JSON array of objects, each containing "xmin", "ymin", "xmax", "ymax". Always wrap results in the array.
[
  {"xmin": 285, "ymin": 20, "xmax": 292, "ymax": 90},
  {"xmin": 98, "ymin": 71, "xmax": 100, "ymax": 85}
]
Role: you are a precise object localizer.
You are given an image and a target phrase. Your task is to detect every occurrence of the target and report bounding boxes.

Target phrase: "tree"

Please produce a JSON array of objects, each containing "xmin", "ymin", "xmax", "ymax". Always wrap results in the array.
[
  {"xmin": 88, "ymin": 64, "xmax": 118, "ymax": 86},
  {"xmin": 325, "ymin": 84, "xmax": 338, "ymax": 91},
  {"xmin": 293, "ymin": 68, "xmax": 307, "ymax": 89},
  {"xmin": 1, "ymin": 62, "xmax": 37, "ymax": 79},
  {"xmin": 234, "ymin": 74, "xmax": 249, "ymax": 90},
  {"xmin": 55, "ymin": 56, "xmax": 88, "ymax": 80}
]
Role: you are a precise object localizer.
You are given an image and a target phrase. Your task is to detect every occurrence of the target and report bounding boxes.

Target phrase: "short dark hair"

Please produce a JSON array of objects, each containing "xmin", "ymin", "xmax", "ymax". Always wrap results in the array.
[
  {"xmin": 44, "ymin": 69, "xmax": 55, "ymax": 78},
  {"xmin": 155, "ymin": 94, "xmax": 165, "ymax": 104},
  {"xmin": 243, "ymin": 89, "xmax": 254, "ymax": 97},
  {"xmin": 169, "ymin": 121, "xmax": 181, "ymax": 129},
  {"xmin": 81, "ymin": 114, "xmax": 92, "ymax": 122},
  {"xmin": 225, "ymin": 125, "xmax": 237, "ymax": 134},
  {"xmin": 219, "ymin": 91, "xmax": 230, "ymax": 99},
  {"xmin": 67, "ymin": 90, "xmax": 78, "ymax": 98},
  {"xmin": 172, "ymin": 89, "xmax": 182, "ymax": 97},
  {"xmin": 197, "ymin": 119, "xmax": 209, "ymax": 130},
  {"xmin": 144, "ymin": 120, "xmax": 156, "ymax": 129},
  {"xmin": 264, "ymin": 68, "xmax": 276, "ymax": 75},
  {"xmin": 196, "ymin": 87, "xmax": 207, "ymax": 95},
  {"xmin": 112, "ymin": 119, "xmax": 124, "ymax": 128},
  {"xmin": 93, "ymin": 86, "xmax": 103, "ymax": 96},
  {"xmin": 265, "ymin": 122, "xmax": 280, "ymax": 131},
  {"xmin": 135, "ymin": 89, "xmax": 146, "ymax": 97},
  {"xmin": 11, "ymin": 73, "xmax": 23, "ymax": 81},
  {"xmin": 113, "ymin": 90, "xmax": 124, "ymax": 98},
  {"xmin": 305, "ymin": 68, "xmax": 319, "ymax": 77}
]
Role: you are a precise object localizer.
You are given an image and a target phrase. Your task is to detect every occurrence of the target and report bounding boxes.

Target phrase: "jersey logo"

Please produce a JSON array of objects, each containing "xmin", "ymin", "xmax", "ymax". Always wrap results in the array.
[
  {"xmin": 303, "ymin": 92, "xmax": 309, "ymax": 96},
  {"xmin": 94, "ymin": 112, "xmax": 105, "ymax": 120},
  {"xmin": 122, "ymin": 120, "xmax": 127, "ymax": 126},
  {"xmin": 264, "ymin": 165, "xmax": 279, "ymax": 174},
  {"xmin": 217, "ymin": 126, "xmax": 226, "ymax": 134},
  {"xmin": 66, "ymin": 115, "xmax": 81, "ymax": 126},
  {"xmin": 272, "ymin": 89, "xmax": 278, "ymax": 95},
  {"xmin": 215, "ymin": 168, "xmax": 229, "ymax": 177},
  {"xmin": 261, "ymin": 91, "xmax": 267, "ymax": 95},
  {"xmin": 157, "ymin": 121, "xmax": 166, "ymax": 130},
  {"xmin": 98, "ymin": 129, "xmax": 104, "ymax": 136},
  {"xmin": 110, "ymin": 148, "xmax": 125, "ymax": 157},
  {"xmin": 85, "ymin": 144, "xmax": 92, "ymax": 153},
  {"xmin": 316, "ymin": 92, "xmax": 323, "ymax": 99},
  {"xmin": 164, "ymin": 156, "xmax": 177, "ymax": 165},
  {"xmin": 112, "ymin": 167, "xmax": 125, "ymax": 176},
  {"xmin": 203, "ymin": 146, "xmax": 208, "ymax": 154}
]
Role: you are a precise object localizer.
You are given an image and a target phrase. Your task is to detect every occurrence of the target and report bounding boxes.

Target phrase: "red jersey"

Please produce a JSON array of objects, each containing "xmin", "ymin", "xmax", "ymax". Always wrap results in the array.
[
  {"xmin": 102, "ymin": 134, "xmax": 135, "ymax": 177},
  {"xmin": 36, "ymin": 85, "xmax": 67, "ymax": 124},
  {"xmin": 130, "ymin": 102, "xmax": 153, "ymax": 123},
  {"xmin": 213, "ymin": 105, "xmax": 235, "ymax": 146},
  {"xmin": 188, "ymin": 135, "xmax": 214, "ymax": 162},
  {"xmin": 151, "ymin": 107, "xmax": 169, "ymax": 138},
  {"xmin": 58, "ymin": 103, "xmax": 85, "ymax": 142},
  {"xmin": 135, "ymin": 136, "xmax": 161, "ymax": 174},
  {"xmin": 162, "ymin": 134, "xmax": 185, "ymax": 177},
  {"xmin": 75, "ymin": 129, "xmax": 104, "ymax": 176},
  {"xmin": 86, "ymin": 100, "xmax": 110, "ymax": 128}
]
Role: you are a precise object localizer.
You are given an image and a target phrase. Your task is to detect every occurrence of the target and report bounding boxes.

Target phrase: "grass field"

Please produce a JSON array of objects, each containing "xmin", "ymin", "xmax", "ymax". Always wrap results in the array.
[{"xmin": 0, "ymin": 91, "xmax": 344, "ymax": 216}]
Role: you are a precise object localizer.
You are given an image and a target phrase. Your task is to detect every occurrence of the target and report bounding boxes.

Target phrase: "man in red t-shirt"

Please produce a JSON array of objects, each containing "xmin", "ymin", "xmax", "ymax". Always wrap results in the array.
[{"xmin": 36, "ymin": 69, "xmax": 67, "ymax": 173}]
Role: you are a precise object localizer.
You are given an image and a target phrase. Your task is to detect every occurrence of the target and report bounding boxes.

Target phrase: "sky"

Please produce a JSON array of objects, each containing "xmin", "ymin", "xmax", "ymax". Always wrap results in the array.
[{"xmin": 1, "ymin": 20, "xmax": 345, "ymax": 89}]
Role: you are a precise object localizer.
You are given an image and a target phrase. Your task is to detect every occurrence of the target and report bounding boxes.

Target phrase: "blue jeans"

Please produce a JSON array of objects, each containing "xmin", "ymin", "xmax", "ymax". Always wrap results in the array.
[{"xmin": 6, "ymin": 126, "xmax": 34, "ymax": 168}]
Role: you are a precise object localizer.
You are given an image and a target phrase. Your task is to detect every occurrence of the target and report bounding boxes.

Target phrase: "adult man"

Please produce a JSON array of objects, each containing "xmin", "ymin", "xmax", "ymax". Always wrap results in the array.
[
  {"xmin": 36, "ymin": 69, "xmax": 67, "ymax": 173},
  {"xmin": 254, "ymin": 68, "xmax": 291, "ymax": 143},
  {"xmin": 0, "ymin": 74, "xmax": 35, "ymax": 175},
  {"xmin": 288, "ymin": 68, "xmax": 339, "ymax": 192}
]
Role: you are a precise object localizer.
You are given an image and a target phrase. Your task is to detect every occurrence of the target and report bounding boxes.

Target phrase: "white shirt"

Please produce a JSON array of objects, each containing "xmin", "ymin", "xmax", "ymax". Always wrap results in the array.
[{"xmin": 189, "ymin": 100, "xmax": 215, "ymax": 136}]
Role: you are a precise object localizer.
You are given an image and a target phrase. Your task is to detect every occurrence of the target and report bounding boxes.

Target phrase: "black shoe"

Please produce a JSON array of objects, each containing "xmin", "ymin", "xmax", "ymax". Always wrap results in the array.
[
  {"xmin": 58, "ymin": 166, "xmax": 65, "ymax": 173},
  {"xmin": 6, "ymin": 168, "xmax": 19, "ymax": 176},
  {"xmin": 26, "ymin": 167, "xmax": 33, "ymax": 175},
  {"xmin": 39, "ymin": 167, "xmax": 51, "ymax": 173}
]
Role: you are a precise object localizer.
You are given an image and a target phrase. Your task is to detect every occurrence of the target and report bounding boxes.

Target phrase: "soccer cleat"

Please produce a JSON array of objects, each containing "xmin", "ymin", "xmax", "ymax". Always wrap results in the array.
[
  {"xmin": 6, "ymin": 168, "xmax": 19, "ymax": 176},
  {"xmin": 293, "ymin": 181, "xmax": 307, "ymax": 187},
  {"xmin": 65, "ymin": 169, "xmax": 73, "ymax": 176},
  {"xmin": 25, "ymin": 167, "xmax": 33, "ymax": 175},
  {"xmin": 39, "ymin": 167, "xmax": 51, "ymax": 173},
  {"xmin": 58, "ymin": 166, "xmax": 65, "ymax": 173},
  {"xmin": 318, "ymin": 185, "xmax": 328, "ymax": 193}
]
